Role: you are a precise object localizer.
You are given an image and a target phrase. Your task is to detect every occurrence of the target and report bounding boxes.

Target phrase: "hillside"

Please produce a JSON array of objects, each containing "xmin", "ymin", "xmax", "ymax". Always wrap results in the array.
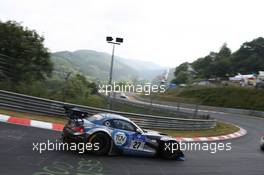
[
  {"xmin": 51, "ymin": 50, "xmax": 166, "ymax": 81},
  {"xmin": 117, "ymin": 57, "xmax": 166, "ymax": 80},
  {"xmin": 149, "ymin": 87, "xmax": 264, "ymax": 111}
]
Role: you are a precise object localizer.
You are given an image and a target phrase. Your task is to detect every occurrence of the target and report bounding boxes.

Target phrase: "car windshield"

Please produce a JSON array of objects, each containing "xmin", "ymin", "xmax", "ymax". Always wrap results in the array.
[
  {"xmin": 130, "ymin": 120, "xmax": 144, "ymax": 133},
  {"xmin": 112, "ymin": 119, "xmax": 135, "ymax": 131}
]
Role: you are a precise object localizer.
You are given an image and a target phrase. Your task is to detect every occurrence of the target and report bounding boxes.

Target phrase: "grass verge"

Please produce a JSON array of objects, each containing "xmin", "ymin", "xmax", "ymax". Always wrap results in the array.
[
  {"xmin": 148, "ymin": 86, "xmax": 264, "ymax": 111},
  {"xmin": 111, "ymin": 102, "xmax": 180, "ymax": 117},
  {"xmin": 0, "ymin": 108, "xmax": 239, "ymax": 137},
  {"xmin": 155, "ymin": 122, "xmax": 240, "ymax": 137}
]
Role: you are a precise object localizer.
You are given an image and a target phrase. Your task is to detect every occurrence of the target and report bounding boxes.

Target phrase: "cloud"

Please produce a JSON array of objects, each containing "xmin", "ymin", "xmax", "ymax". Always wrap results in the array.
[{"xmin": 1, "ymin": 0, "xmax": 264, "ymax": 67}]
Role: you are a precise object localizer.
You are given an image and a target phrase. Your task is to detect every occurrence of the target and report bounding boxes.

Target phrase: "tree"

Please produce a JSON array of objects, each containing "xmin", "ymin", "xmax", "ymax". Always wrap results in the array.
[
  {"xmin": 231, "ymin": 37, "xmax": 264, "ymax": 74},
  {"xmin": 192, "ymin": 54, "xmax": 215, "ymax": 79},
  {"xmin": 171, "ymin": 62, "xmax": 190, "ymax": 84},
  {"xmin": 192, "ymin": 44, "xmax": 232, "ymax": 79},
  {"xmin": 174, "ymin": 62, "xmax": 189, "ymax": 77},
  {"xmin": 63, "ymin": 74, "xmax": 99, "ymax": 102},
  {"xmin": 211, "ymin": 44, "xmax": 232, "ymax": 78},
  {"xmin": 216, "ymin": 43, "xmax": 231, "ymax": 60},
  {"xmin": 0, "ymin": 20, "xmax": 53, "ymax": 83},
  {"xmin": 173, "ymin": 37, "xmax": 264, "ymax": 81},
  {"xmin": 173, "ymin": 71, "xmax": 190, "ymax": 84}
]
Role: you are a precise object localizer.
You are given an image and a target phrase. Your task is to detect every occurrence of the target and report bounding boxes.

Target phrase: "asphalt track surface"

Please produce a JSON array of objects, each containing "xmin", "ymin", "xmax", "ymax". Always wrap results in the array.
[{"xmin": 1, "ymin": 107, "xmax": 264, "ymax": 174}]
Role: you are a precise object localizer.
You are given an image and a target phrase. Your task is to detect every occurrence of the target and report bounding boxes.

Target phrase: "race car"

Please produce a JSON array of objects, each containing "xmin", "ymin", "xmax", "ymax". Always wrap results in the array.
[
  {"xmin": 120, "ymin": 92, "xmax": 128, "ymax": 99},
  {"xmin": 61, "ymin": 106, "xmax": 185, "ymax": 160},
  {"xmin": 260, "ymin": 136, "xmax": 264, "ymax": 151}
]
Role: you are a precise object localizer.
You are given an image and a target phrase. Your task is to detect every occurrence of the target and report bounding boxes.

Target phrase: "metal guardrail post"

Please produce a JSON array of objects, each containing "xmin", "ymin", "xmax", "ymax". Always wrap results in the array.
[
  {"xmin": 194, "ymin": 104, "xmax": 199, "ymax": 118},
  {"xmin": 177, "ymin": 102, "xmax": 180, "ymax": 111}
]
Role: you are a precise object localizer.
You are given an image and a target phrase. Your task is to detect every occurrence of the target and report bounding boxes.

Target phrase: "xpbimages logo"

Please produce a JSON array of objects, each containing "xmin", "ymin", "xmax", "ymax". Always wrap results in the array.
[
  {"xmin": 32, "ymin": 140, "xmax": 99, "ymax": 154},
  {"xmin": 98, "ymin": 82, "xmax": 166, "ymax": 96},
  {"xmin": 164, "ymin": 141, "xmax": 232, "ymax": 154}
]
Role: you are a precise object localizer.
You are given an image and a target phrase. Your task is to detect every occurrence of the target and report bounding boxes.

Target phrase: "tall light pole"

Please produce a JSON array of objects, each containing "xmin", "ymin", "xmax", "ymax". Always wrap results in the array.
[{"xmin": 106, "ymin": 36, "xmax": 123, "ymax": 109}]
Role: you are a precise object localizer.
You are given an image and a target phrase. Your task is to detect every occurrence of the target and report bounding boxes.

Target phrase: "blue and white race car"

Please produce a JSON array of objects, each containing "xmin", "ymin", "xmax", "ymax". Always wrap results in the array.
[{"xmin": 62, "ymin": 106, "xmax": 185, "ymax": 160}]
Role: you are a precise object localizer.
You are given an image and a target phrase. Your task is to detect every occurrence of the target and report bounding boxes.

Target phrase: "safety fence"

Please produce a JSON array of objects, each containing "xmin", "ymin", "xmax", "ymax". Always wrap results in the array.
[{"xmin": 0, "ymin": 90, "xmax": 216, "ymax": 130}]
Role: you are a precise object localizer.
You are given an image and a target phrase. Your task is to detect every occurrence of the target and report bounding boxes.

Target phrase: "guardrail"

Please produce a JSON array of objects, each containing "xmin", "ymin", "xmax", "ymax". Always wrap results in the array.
[
  {"xmin": 109, "ymin": 96, "xmax": 204, "ymax": 119},
  {"xmin": 133, "ymin": 95, "xmax": 264, "ymax": 118},
  {"xmin": 99, "ymin": 92, "xmax": 211, "ymax": 119},
  {"xmin": 0, "ymin": 90, "xmax": 216, "ymax": 130}
]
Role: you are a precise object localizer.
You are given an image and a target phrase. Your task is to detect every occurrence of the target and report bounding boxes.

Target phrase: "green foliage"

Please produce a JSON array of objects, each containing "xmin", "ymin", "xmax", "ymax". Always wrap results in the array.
[
  {"xmin": 172, "ymin": 62, "xmax": 192, "ymax": 84},
  {"xmin": 174, "ymin": 62, "xmax": 189, "ymax": 77},
  {"xmin": 0, "ymin": 73, "xmax": 105, "ymax": 108},
  {"xmin": 61, "ymin": 74, "xmax": 101, "ymax": 105},
  {"xmin": 51, "ymin": 50, "xmax": 167, "ymax": 82},
  {"xmin": 217, "ymin": 43, "xmax": 232, "ymax": 59},
  {"xmin": 111, "ymin": 101, "xmax": 179, "ymax": 117},
  {"xmin": 192, "ymin": 43, "xmax": 232, "ymax": 79},
  {"xmin": 44, "ymin": 74, "xmax": 104, "ymax": 107},
  {"xmin": 175, "ymin": 38, "xmax": 264, "ymax": 81},
  {"xmin": 0, "ymin": 20, "xmax": 53, "ymax": 83},
  {"xmin": 153, "ymin": 86, "xmax": 264, "ymax": 111},
  {"xmin": 64, "ymin": 74, "xmax": 91, "ymax": 100},
  {"xmin": 178, "ymin": 87, "xmax": 264, "ymax": 111},
  {"xmin": 230, "ymin": 37, "xmax": 264, "ymax": 74},
  {"xmin": 155, "ymin": 122, "xmax": 239, "ymax": 137},
  {"xmin": 51, "ymin": 50, "xmax": 140, "ymax": 82},
  {"xmin": 173, "ymin": 71, "xmax": 190, "ymax": 84}
]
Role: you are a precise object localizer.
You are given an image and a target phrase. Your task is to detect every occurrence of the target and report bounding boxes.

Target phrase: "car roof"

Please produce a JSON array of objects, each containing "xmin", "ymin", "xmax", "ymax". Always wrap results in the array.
[{"xmin": 98, "ymin": 113, "xmax": 131, "ymax": 121}]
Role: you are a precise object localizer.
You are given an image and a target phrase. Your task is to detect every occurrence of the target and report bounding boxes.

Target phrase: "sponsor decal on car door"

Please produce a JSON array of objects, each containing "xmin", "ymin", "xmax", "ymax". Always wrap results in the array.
[{"xmin": 130, "ymin": 134, "xmax": 145, "ymax": 150}]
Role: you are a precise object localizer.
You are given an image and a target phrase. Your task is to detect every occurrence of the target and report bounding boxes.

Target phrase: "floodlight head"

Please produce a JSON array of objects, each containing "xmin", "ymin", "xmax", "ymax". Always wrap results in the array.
[
  {"xmin": 116, "ymin": 37, "xmax": 123, "ymax": 43},
  {"xmin": 106, "ymin": 36, "xmax": 113, "ymax": 42}
]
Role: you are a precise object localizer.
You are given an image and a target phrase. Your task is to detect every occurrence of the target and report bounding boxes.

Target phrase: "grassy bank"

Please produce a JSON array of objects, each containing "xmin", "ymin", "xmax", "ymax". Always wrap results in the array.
[
  {"xmin": 155, "ymin": 122, "xmax": 239, "ymax": 137},
  {"xmin": 149, "ymin": 87, "xmax": 264, "ymax": 111},
  {"xmin": 110, "ymin": 101, "xmax": 181, "ymax": 117}
]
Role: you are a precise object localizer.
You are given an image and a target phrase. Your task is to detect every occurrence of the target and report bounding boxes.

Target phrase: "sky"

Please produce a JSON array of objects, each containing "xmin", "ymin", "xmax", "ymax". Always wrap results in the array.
[{"xmin": 1, "ymin": 0, "xmax": 264, "ymax": 67}]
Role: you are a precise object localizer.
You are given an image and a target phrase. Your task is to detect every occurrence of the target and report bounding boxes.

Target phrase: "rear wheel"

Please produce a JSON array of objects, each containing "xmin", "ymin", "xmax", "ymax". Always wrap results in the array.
[{"xmin": 89, "ymin": 132, "xmax": 111, "ymax": 156}]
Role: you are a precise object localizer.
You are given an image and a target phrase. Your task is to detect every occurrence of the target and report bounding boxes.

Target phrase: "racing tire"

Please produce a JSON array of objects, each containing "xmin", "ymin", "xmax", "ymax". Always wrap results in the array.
[
  {"xmin": 62, "ymin": 136, "xmax": 69, "ymax": 143},
  {"xmin": 61, "ymin": 134, "xmax": 71, "ymax": 144},
  {"xmin": 89, "ymin": 132, "xmax": 111, "ymax": 156},
  {"xmin": 160, "ymin": 141, "xmax": 183, "ymax": 160}
]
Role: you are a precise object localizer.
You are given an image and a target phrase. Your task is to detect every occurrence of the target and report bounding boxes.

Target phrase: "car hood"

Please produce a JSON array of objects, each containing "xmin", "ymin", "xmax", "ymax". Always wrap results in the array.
[
  {"xmin": 143, "ymin": 129, "xmax": 167, "ymax": 136},
  {"xmin": 143, "ymin": 129, "xmax": 178, "ymax": 142}
]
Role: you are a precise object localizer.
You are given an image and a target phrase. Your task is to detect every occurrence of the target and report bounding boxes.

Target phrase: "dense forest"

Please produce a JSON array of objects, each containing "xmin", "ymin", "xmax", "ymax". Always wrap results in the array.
[{"xmin": 172, "ymin": 38, "xmax": 264, "ymax": 84}]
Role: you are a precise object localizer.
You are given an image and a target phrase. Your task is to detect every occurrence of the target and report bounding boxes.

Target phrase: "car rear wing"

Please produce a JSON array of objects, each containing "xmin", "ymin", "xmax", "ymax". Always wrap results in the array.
[{"xmin": 63, "ymin": 105, "xmax": 88, "ymax": 120}]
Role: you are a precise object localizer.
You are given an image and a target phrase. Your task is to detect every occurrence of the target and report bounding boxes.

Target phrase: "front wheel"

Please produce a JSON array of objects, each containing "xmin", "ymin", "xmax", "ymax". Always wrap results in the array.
[
  {"xmin": 89, "ymin": 132, "xmax": 111, "ymax": 156},
  {"xmin": 160, "ymin": 141, "xmax": 184, "ymax": 160},
  {"xmin": 61, "ymin": 133, "xmax": 71, "ymax": 144}
]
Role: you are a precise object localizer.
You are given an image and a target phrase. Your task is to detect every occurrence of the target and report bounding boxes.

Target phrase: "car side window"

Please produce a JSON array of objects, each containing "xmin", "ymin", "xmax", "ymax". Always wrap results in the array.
[
  {"xmin": 112, "ymin": 119, "xmax": 135, "ymax": 132},
  {"xmin": 103, "ymin": 120, "xmax": 113, "ymax": 128}
]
